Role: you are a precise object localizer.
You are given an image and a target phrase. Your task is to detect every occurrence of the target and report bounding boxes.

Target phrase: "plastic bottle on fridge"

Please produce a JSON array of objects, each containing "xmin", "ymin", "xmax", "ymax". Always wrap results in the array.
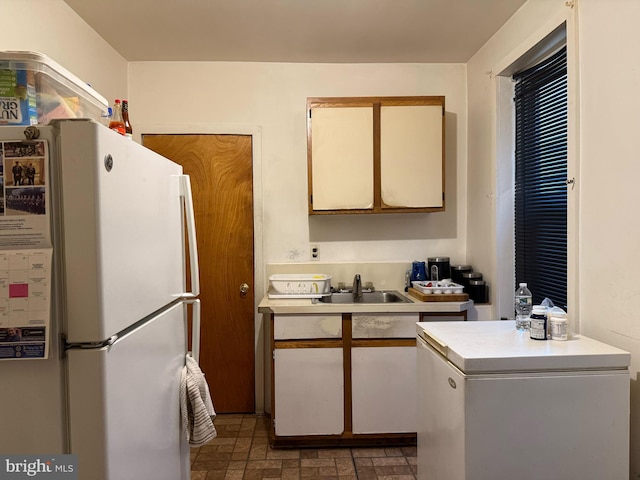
[
  {"xmin": 514, "ymin": 282, "xmax": 532, "ymax": 331},
  {"xmin": 108, "ymin": 99, "xmax": 126, "ymax": 135},
  {"xmin": 122, "ymin": 99, "xmax": 133, "ymax": 139},
  {"xmin": 529, "ymin": 305, "xmax": 548, "ymax": 340},
  {"xmin": 550, "ymin": 310, "xmax": 568, "ymax": 341}
]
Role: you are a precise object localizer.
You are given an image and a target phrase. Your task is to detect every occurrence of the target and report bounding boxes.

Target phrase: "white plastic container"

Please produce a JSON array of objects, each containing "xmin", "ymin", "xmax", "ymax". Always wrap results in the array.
[
  {"xmin": 0, "ymin": 51, "xmax": 108, "ymax": 126},
  {"xmin": 550, "ymin": 311, "xmax": 568, "ymax": 341},
  {"xmin": 268, "ymin": 274, "xmax": 332, "ymax": 297}
]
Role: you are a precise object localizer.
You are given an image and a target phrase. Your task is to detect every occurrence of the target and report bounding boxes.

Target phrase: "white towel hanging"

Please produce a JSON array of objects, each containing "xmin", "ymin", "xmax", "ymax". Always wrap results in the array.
[{"xmin": 180, "ymin": 353, "xmax": 217, "ymax": 446}]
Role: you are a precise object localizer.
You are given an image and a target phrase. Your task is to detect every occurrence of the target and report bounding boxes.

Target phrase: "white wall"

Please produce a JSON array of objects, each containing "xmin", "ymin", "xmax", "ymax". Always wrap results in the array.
[
  {"xmin": 129, "ymin": 62, "xmax": 468, "ymax": 266},
  {"xmin": 1, "ymin": 0, "xmax": 127, "ymax": 106},
  {"xmin": 577, "ymin": 1, "xmax": 640, "ymax": 477},
  {"xmin": 468, "ymin": 0, "xmax": 640, "ymax": 476},
  {"xmin": 466, "ymin": 0, "xmax": 571, "ymax": 317},
  {"xmin": 130, "ymin": 61, "xmax": 468, "ymax": 415}
]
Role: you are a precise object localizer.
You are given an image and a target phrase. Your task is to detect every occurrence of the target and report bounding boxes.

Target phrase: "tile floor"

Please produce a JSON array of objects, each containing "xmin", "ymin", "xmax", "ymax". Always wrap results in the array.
[{"xmin": 190, "ymin": 414, "xmax": 418, "ymax": 480}]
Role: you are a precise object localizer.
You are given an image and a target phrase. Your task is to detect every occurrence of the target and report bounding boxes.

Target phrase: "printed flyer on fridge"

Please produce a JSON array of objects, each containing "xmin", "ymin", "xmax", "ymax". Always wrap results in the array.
[{"xmin": 0, "ymin": 138, "xmax": 52, "ymax": 360}]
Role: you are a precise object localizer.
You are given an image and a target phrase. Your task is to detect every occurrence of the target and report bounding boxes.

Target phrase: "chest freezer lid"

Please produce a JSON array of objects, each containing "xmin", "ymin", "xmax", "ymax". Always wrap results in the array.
[{"xmin": 417, "ymin": 320, "xmax": 630, "ymax": 373}]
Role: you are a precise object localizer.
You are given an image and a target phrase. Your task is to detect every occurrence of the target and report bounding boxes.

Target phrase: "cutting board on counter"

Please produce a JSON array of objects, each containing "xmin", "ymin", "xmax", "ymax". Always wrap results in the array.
[{"xmin": 408, "ymin": 288, "xmax": 469, "ymax": 302}]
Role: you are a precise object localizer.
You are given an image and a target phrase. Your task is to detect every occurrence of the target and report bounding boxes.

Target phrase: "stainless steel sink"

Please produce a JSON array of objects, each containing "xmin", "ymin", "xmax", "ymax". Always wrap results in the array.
[{"xmin": 319, "ymin": 290, "xmax": 412, "ymax": 304}]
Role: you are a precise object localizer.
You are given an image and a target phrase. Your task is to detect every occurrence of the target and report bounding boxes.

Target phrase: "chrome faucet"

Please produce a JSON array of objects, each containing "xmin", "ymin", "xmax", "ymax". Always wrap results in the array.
[{"xmin": 353, "ymin": 274, "xmax": 362, "ymax": 302}]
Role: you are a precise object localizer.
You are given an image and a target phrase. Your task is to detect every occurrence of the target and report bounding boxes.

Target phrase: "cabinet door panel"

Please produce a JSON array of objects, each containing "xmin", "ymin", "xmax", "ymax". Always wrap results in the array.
[
  {"xmin": 274, "ymin": 348, "xmax": 344, "ymax": 436},
  {"xmin": 380, "ymin": 105, "xmax": 443, "ymax": 208},
  {"xmin": 352, "ymin": 313, "xmax": 419, "ymax": 339},
  {"xmin": 311, "ymin": 106, "xmax": 374, "ymax": 210},
  {"xmin": 274, "ymin": 314, "xmax": 342, "ymax": 339},
  {"xmin": 352, "ymin": 346, "xmax": 417, "ymax": 433}
]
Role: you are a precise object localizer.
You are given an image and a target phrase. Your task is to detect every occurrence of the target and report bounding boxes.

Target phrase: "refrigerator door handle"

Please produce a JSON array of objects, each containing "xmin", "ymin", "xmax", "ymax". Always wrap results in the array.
[
  {"xmin": 180, "ymin": 174, "xmax": 200, "ymax": 298},
  {"xmin": 185, "ymin": 299, "xmax": 201, "ymax": 364}
]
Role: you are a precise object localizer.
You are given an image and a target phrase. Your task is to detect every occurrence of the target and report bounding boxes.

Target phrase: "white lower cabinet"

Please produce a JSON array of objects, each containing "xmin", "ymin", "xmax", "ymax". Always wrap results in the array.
[
  {"xmin": 352, "ymin": 346, "xmax": 417, "ymax": 433},
  {"xmin": 271, "ymin": 312, "xmax": 418, "ymax": 445},
  {"xmin": 273, "ymin": 347, "xmax": 344, "ymax": 436}
]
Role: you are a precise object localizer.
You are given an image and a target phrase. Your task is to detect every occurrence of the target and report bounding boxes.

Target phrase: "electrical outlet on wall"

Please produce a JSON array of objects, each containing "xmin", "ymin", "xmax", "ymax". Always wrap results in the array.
[{"xmin": 310, "ymin": 244, "xmax": 320, "ymax": 261}]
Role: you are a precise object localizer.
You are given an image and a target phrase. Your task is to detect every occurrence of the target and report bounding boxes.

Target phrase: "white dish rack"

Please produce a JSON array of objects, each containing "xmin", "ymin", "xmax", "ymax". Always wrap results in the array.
[
  {"xmin": 268, "ymin": 274, "xmax": 332, "ymax": 299},
  {"xmin": 412, "ymin": 280, "xmax": 464, "ymax": 295}
]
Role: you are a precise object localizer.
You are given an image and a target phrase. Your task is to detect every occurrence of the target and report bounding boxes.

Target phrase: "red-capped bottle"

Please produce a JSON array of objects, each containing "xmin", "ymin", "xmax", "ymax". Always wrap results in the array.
[{"xmin": 109, "ymin": 99, "xmax": 126, "ymax": 135}]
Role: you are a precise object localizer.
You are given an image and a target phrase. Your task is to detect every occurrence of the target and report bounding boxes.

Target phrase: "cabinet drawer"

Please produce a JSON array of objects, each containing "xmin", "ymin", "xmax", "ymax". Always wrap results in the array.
[
  {"xmin": 274, "ymin": 314, "xmax": 342, "ymax": 339},
  {"xmin": 352, "ymin": 313, "xmax": 419, "ymax": 338}
]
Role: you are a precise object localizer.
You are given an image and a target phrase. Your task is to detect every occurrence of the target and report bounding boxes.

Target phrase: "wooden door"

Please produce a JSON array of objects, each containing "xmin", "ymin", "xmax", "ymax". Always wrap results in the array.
[{"xmin": 143, "ymin": 134, "xmax": 255, "ymax": 413}]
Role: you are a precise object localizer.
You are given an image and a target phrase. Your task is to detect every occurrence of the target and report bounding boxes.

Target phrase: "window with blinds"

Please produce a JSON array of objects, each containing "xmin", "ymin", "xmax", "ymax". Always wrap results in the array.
[{"xmin": 513, "ymin": 46, "xmax": 567, "ymax": 309}]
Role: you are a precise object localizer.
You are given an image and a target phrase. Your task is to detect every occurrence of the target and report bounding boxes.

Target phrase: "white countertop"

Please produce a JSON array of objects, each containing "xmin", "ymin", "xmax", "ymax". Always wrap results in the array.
[
  {"xmin": 417, "ymin": 320, "xmax": 631, "ymax": 373},
  {"xmin": 258, "ymin": 293, "xmax": 473, "ymax": 314}
]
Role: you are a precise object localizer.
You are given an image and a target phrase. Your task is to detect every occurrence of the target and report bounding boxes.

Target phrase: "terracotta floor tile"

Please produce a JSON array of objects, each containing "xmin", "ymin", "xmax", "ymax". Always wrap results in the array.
[
  {"xmin": 371, "ymin": 457, "xmax": 408, "ymax": 466},
  {"xmin": 231, "ymin": 451, "xmax": 250, "ymax": 461},
  {"xmin": 351, "ymin": 448, "xmax": 388, "ymax": 458},
  {"xmin": 242, "ymin": 469, "xmax": 263, "ymax": 480},
  {"xmin": 266, "ymin": 449, "xmax": 301, "ymax": 460},
  {"xmin": 354, "ymin": 457, "xmax": 373, "ymax": 467},
  {"xmin": 281, "ymin": 467, "xmax": 301, "ymax": 480},
  {"xmin": 249, "ymin": 445, "xmax": 269, "ymax": 460},
  {"xmin": 334, "ymin": 458, "xmax": 355, "ymax": 476},
  {"xmin": 227, "ymin": 460, "xmax": 247, "ymax": 470},
  {"xmin": 374, "ymin": 465, "xmax": 414, "ymax": 475},
  {"xmin": 223, "ymin": 471, "xmax": 244, "ymax": 480},
  {"xmin": 383, "ymin": 448, "xmax": 405, "ymax": 457},
  {"xmin": 316, "ymin": 448, "xmax": 352, "ymax": 459},
  {"xmin": 377, "ymin": 476, "xmax": 416, "ymax": 480},
  {"xmin": 191, "ymin": 460, "xmax": 229, "ymax": 471},
  {"xmin": 281, "ymin": 459, "xmax": 301, "ymax": 469},
  {"xmin": 262, "ymin": 467, "xmax": 282, "ymax": 477},
  {"xmin": 233, "ymin": 438, "xmax": 252, "ymax": 453},
  {"xmin": 300, "ymin": 466, "xmax": 319, "ymax": 477},
  {"xmin": 299, "ymin": 450, "xmax": 319, "ymax": 459},
  {"xmin": 300, "ymin": 458, "xmax": 336, "ymax": 468},
  {"xmin": 193, "ymin": 414, "xmax": 417, "ymax": 480},
  {"xmin": 204, "ymin": 471, "xmax": 226, "ymax": 480}
]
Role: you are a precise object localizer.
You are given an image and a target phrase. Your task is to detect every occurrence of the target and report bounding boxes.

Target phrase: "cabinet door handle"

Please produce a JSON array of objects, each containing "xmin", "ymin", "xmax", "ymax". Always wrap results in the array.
[{"xmin": 448, "ymin": 377, "xmax": 457, "ymax": 389}]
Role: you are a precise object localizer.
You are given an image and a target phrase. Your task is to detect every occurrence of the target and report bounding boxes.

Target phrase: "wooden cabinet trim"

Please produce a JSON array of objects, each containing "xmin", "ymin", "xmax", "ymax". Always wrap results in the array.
[
  {"xmin": 274, "ymin": 339, "xmax": 343, "ymax": 349},
  {"xmin": 352, "ymin": 338, "xmax": 416, "ymax": 348},
  {"xmin": 343, "ymin": 314, "xmax": 353, "ymax": 435}
]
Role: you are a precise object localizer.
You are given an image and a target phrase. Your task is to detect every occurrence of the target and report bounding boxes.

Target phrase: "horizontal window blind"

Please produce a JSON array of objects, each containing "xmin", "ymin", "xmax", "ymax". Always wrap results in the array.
[{"xmin": 513, "ymin": 46, "xmax": 567, "ymax": 309}]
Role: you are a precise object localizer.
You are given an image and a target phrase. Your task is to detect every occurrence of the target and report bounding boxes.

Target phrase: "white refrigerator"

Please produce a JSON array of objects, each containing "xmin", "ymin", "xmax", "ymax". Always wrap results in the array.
[
  {"xmin": 0, "ymin": 119, "xmax": 201, "ymax": 480},
  {"xmin": 416, "ymin": 320, "xmax": 630, "ymax": 480}
]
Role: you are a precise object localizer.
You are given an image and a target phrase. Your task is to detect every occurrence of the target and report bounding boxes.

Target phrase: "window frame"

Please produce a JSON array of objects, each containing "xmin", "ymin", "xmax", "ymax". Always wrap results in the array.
[{"xmin": 493, "ymin": 20, "xmax": 578, "ymax": 324}]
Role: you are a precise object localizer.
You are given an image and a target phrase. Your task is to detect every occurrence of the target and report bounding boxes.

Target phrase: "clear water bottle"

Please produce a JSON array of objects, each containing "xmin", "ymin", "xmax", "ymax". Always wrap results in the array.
[{"xmin": 514, "ymin": 282, "xmax": 533, "ymax": 331}]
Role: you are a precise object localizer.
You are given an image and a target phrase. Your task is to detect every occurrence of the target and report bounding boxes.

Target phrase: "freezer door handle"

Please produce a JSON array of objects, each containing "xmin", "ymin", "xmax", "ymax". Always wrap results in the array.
[
  {"xmin": 418, "ymin": 330, "xmax": 449, "ymax": 357},
  {"xmin": 185, "ymin": 298, "xmax": 201, "ymax": 363},
  {"xmin": 180, "ymin": 174, "xmax": 200, "ymax": 298}
]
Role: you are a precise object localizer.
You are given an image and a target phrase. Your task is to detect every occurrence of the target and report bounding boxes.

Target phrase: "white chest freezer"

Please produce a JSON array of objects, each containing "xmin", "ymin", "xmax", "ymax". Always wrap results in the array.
[{"xmin": 416, "ymin": 320, "xmax": 630, "ymax": 480}]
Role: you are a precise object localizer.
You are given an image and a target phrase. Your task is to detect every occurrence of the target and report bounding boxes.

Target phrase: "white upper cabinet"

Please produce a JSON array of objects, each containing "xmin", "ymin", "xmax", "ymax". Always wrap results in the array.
[
  {"xmin": 380, "ymin": 104, "xmax": 443, "ymax": 208},
  {"xmin": 309, "ymin": 105, "xmax": 374, "ymax": 210},
  {"xmin": 307, "ymin": 96, "xmax": 445, "ymax": 214}
]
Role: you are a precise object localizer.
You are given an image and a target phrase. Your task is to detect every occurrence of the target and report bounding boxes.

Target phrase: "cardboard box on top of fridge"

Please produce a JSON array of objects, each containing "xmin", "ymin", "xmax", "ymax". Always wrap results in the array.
[{"xmin": 0, "ymin": 51, "xmax": 108, "ymax": 126}]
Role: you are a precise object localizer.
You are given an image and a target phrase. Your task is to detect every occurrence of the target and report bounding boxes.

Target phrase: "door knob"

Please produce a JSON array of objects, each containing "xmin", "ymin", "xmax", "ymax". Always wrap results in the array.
[{"xmin": 240, "ymin": 283, "xmax": 250, "ymax": 296}]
